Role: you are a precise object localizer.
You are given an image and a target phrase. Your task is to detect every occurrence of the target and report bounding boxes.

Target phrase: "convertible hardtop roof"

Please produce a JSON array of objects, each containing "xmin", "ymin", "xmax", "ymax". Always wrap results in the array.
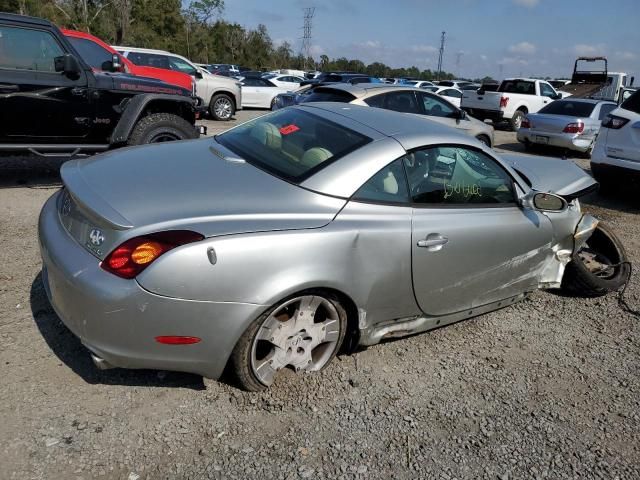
[
  {"xmin": 0, "ymin": 12, "xmax": 54, "ymax": 27},
  {"xmin": 296, "ymin": 102, "xmax": 475, "ymax": 148}
]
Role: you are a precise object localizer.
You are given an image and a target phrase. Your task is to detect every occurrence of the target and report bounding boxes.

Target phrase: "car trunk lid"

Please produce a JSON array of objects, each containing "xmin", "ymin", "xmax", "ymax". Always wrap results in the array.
[
  {"xmin": 527, "ymin": 113, "xmax": 585, "ymax": 134},
  {"xmin": 59, "ymin": 137, "xmax": 347, "ymax": 260}
]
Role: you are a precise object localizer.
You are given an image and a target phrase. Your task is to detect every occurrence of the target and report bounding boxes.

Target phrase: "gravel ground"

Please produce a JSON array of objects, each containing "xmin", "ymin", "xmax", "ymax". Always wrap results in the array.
[{"xmin": 1, "ymin": 111, "xmax": 639, "ymax": 479}]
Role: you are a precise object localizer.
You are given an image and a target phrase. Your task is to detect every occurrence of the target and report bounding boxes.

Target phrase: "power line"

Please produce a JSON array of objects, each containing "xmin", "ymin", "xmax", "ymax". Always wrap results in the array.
[
  {"xmin": 301, "ymin": 7, "xmax": 315, "ymax": 70},
  {"xmin": 436, "ymin": 31, "xmax": 445, "ymax": 80}
]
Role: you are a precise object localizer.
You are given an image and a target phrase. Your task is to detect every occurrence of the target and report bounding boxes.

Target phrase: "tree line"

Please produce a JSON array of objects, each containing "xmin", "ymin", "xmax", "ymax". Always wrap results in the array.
[{"xmin": 1, "ymin": 0, "xmax": 470, "ymax": 80}]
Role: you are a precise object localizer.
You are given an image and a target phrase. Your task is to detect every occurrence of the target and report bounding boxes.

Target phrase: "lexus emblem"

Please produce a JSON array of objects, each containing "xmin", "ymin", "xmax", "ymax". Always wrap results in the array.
[{"xmin": 89, "ymin": 229, "xmax": 105, "ymax": 246}]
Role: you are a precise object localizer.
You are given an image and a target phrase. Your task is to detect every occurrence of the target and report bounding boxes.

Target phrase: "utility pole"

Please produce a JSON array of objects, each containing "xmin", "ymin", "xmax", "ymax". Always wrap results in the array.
[
  {"xmin": 301, "ymin": 7, "xmax": 315, "ymax": 71},
  {"xmin": 436, "ymin": 31, "xmax": 446, "ymax": 80}
]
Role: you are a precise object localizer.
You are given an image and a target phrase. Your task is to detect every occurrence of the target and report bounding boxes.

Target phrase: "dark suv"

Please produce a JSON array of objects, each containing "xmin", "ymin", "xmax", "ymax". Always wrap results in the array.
[{"xmin": 0, "ymin": 13, "xmax": 202, "ymax": 156}]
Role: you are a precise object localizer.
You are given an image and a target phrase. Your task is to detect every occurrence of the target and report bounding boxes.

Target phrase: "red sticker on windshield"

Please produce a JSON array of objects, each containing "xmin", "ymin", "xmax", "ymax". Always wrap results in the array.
[{"xmin": 279, "ymin": 124, "xmax": 300, "ymax": 135}]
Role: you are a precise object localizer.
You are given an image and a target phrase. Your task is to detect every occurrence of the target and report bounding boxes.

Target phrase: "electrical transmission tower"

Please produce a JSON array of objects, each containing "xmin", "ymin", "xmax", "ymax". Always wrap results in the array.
[
  {"xmin": 301, "ymin": 7, "xmax": 315, "ymax": 70},
  {"xmin": 436, "ymin": 31, "xmax": 446, "ymax": 80}
]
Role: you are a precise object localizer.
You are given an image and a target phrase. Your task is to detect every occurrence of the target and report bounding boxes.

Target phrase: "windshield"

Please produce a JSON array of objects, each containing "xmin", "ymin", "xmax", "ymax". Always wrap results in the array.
[
  {"xmin": 216, "ymin": 109, "xmax": 371, "ymax": 183},
  {"xmin": 539, "ymin": 101, "xmax": 596, "ymax": 117},
  {"xmin": 67, "ymin": 37, "xmax": 114, "ymax": 70}
]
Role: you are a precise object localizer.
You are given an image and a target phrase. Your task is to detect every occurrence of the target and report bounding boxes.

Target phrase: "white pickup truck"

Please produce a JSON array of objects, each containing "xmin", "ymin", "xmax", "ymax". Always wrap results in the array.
[{"xmin": 461, "ymin": 78, "xmax": 562, "ymax": 131}]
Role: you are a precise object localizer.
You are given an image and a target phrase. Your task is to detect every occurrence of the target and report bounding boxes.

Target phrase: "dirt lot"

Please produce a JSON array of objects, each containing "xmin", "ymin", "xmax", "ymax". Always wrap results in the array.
[{"xmin": 1, "ymin": 111, "xmax": 639, "ymax": 479}]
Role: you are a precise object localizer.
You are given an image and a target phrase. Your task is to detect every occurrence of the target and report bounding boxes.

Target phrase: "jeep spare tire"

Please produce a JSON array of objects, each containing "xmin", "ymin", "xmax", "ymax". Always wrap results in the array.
[{"xmin": 127, "ymin": 113, "xmax": 198, "ymax": 145}]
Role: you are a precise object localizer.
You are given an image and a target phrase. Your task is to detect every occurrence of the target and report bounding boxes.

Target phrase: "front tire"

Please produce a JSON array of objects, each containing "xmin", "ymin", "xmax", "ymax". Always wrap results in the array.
[
  {"xmin": 209, "ymin": 93, "xmax": 235, "ymax": 121},
  {"xmin": 561, "ymin": 222, "xmax": 630, "ymax": 297},
  {"xmin": 229, "ymin": 292, "xmax": 347, "ymax": 391},
  {"xmin": 127, "ymin": 113, "xmax": 198, "ymax": 145}
]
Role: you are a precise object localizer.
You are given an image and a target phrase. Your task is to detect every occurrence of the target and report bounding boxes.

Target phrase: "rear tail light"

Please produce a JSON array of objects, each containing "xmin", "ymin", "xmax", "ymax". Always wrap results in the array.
[
  {"xmin": 601, "ymin": 114, "xmax": 629, "ymax": 130},
  {"xmin": 563, "ymin": 122, "xmax": 584, "ymax": 134},
  {"xmin": 499, "ymin": 96, "xmax": 509, "ymax": 108},
  {"xmin": 521, "ymin": 118, "xmax": 531, "ymax": 129},
  {"xmin": 101, "ymin": 230, "xmax": 204, "ymax": 279}
]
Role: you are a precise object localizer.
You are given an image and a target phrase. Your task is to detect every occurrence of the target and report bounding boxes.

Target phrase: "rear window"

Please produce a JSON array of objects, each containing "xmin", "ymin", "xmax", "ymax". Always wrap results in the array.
[
  {"xmin": 621, "ymin": 90, "xmax": 640, "ymax": 114},
  {"xmin": 538, "ymin": 101, "xmax": 596, "ymax": 117},
  {"xmin": 216, "ymin": 108, "xmax": 371, "ymax": 183},
  {"xmin": 499, "ymin": 80, "xmax": 536, "ymax": 95},
  {"xmin": 301, "ymin": 88, "xmax": 356, "ymax": 103}
]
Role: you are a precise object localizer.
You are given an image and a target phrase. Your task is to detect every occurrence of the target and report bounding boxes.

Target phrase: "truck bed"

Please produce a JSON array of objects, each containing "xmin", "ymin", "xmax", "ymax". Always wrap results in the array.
[{"xmin": 559, "ymin": 83, "xmax": 605, "ymax": 98}]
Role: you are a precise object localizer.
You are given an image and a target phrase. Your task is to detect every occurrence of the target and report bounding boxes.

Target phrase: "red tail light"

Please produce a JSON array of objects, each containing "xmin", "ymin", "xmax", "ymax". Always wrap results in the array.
[
  {"xmin": 499, "ymin": 96, "xmax": 509, "ymax": 108},
  {"xmin": 563, "ymin": 122, "xmax": 584, "ymax": 134},
  {"xmin": 520, "ymin": 118, "xmax": 531, "ymax": 129},
  {"xmin": 101, "ymin": 230, "xmax": 204, "ymax": 279}
]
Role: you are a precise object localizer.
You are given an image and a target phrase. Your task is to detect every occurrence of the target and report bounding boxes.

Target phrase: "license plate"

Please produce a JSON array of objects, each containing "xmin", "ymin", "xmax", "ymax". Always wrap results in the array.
[{"xmin": 534, "ymin": 135, "xmax": 549, "ymax": 144}]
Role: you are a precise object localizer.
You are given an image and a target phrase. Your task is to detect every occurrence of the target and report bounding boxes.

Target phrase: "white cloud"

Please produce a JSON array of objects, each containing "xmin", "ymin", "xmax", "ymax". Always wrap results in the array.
[
  {"xmin": 508, "ymin": 41, "xmax": 536, "ymax": 55},
  {"xmin": 513, "ymin": 0, "xmax": 540, "ymax": 7},
  {"xmin": 615, "ymin": 51, "xmax": 637, "ymax": 61},
  {"xmin": 499, "ymin": 56, "xmax": 529, "ymax": 66},
  {"xmin": 356, "ymin": 40, "xmax": 381, "ymax": 49},
  {"xmin": 410, "ymin": 45, "xmax": 438, "ymax": 54},
  {"xmin": 572, "ymin": 44, "xmax": 605, "ymax": 56},
  {"xmin": 480, "ymin": 55, "xmax": 488, "ymax": 61}
]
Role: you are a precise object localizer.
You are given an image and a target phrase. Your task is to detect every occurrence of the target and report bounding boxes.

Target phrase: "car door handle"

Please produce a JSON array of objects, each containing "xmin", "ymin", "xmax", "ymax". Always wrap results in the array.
[
  {"xmin": 417, "ymin": 234, "xmax": 449, "ymax": 250},
  {"xmin": 0, "ymin": 84, "xmax": 19, "ymax": 92}
]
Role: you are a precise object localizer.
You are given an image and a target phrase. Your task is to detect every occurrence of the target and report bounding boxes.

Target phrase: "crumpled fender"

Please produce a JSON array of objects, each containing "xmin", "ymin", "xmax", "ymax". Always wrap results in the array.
[{"xmin": 573, "ymin": 214, "xmax": 599, "ymax": 253}]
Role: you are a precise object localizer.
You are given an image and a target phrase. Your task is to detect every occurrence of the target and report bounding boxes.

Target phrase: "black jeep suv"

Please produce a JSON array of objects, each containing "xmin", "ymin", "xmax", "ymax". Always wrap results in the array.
[{"xmin": 0, "ymin": 13, "xmax": 201, "ymax": 156}]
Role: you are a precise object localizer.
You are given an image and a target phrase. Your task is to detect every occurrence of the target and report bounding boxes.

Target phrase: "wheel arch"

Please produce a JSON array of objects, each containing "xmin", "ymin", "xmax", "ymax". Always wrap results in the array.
[{"xmin": 111, "ymin": 94, "xmax": 196, "ymax": 145}]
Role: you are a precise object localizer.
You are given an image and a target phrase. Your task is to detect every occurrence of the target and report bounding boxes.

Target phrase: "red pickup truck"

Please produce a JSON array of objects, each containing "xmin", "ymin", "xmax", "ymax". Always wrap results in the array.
[{"xmin": 62, "ymin": 29, "xmax": 195, "ymax": 95}]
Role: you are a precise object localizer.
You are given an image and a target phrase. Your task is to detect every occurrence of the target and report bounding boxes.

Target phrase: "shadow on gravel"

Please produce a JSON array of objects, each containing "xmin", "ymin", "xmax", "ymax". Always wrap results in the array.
[
  {"xmin": 0, "ymin": 155, "xmax": 66, "ymax": 189},
  {"xmin": 30, "ymin": 272, "xmax": 205, "ymax": 390},
  {"xmin": 583, "ymin": 192, "xmax": 640, "ymax": 213}
]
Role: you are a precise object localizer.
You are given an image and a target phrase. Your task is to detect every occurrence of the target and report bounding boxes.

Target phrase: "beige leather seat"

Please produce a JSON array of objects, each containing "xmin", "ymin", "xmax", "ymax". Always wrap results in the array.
[
  {"xmin": 250, "ymin": 122, "xmax": 282, "ymax": 149},
  {"xmin": 300, "ymin": 147, "xmax": 332, "ymax": 168}
]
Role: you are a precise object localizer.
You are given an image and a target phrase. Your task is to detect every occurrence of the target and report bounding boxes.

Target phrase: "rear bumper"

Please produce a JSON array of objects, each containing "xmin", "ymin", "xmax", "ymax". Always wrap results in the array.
[
  {"xmin": 462, "ymin": 108, "xmax": 504, "ymax": 122},
  {"xmin": 38, "ymin": 192, "xmax": 266, "ymax": 379},
  {"xmin": 517, "ymin": 129, "xmax": 595, "ymax": 152}
]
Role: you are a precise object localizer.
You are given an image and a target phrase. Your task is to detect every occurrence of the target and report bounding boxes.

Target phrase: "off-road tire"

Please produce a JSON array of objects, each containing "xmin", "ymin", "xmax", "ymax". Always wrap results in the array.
[
  {"xmin": 127, "ymin": 113, "xmax": 197, "ymax": 145},
  {"xmin": 209, "ymin": 93, "xmax": 235, "ymax": 121},
  {"xmin": 510, "ymin": 110, "xmax": 525, "ymax": 132},
  {"xmin": 228, "ymin": 291, "xmax": 347, "ymax": 392},
  {"xmin": 562, "ymin": 222, "xmax": 630, "ymax": 297}
]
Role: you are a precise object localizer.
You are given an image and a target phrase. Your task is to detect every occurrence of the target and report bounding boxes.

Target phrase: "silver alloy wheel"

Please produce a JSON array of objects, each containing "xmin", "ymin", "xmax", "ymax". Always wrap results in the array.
[
  {"xmin": 250, "ymin": 295, "xmax": 341, "ymax": 386},
  {"xmin": 213, "ymin": 97, "xmax": 232, "ymax": 120}
]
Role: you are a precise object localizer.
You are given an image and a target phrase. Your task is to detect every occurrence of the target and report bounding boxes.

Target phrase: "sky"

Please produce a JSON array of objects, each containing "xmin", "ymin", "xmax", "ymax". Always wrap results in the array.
[{"xmin": 219, "ymin": 0, "xmax": 639, "ymax": 80}]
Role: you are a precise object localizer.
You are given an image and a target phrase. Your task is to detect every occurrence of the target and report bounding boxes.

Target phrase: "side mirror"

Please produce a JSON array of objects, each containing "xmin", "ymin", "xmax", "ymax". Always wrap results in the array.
[
  {"xmin": 477, "ymin": 88, "xmax": 485, "ymax": 95},
  {"xmin": 54, "ymin": 54, "xmax": 81, "ymax": 78},
  {"xmin": 456, "ymin": 109, "xmax": 467, "ymax": 121},
  {"xmin": 111, "ymin": 53, "xmax": 122, "ymax": 72},
  {"xmin": 630, "ymin": 76, "xmax": 635, "ymax": 87},
  {"xmin": 523, "ymin": 191, "xmax": 567, "ymax": 212},
  {"xmin": 194, "ymin": 70, "xmax": 203, "ymax": 79},
  {"xmin": 553, "ymin": 93, "xmax": 562, "ymax": 100}
]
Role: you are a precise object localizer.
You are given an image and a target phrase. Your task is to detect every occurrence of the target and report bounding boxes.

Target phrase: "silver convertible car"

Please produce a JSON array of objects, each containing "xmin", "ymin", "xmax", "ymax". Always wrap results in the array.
[{"xmin": 39, "ymin": 103, "xmax": 629, "ymax": 391}]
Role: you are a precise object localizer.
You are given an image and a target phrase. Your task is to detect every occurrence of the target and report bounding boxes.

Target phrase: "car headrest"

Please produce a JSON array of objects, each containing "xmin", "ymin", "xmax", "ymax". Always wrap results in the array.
[
  {"xmin": 250, "ymin": 122, "xmax": 282, "ymax": 149},
  {"xmin": 301, "ymin": 147, "xmax": 332, "ymax": 168}
]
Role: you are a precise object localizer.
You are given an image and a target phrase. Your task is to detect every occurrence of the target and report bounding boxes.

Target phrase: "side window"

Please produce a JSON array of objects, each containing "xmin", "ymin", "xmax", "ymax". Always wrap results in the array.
[
  {"xmin": 352, "ymin": 158, "xmax": 410, "ymax": 204},
  {"xmin": 540, "ymin": 83, "xmax": 556, "ymax": 98},
  {"xmin": 0, "ymin": 26, "xmax": 64, "ymax": 72},
  {"xmin": 128, "ymin": 52, "xmax": 170, "ymax": 69},
  {"xmin": 404, "ymin": 146, "xmax": 516, "ymax": 205},
  {"xmin": 242, "ymin": 78, "xmax": 261, "ymax": 86},
  {"xmin": 598, "ymin": 103, "xmax": 616, "ymax": 120},
  {"xmin": 383, "ymin": 91, "xmax": 420, "ymax": 113},
  {"xmin": 67, "ymin": 37, "xmax": 112, "ymax": 70},
  {"xmin": 167, "ymin": 56, "xmax": 196, "ymax": 75},
  {"xmin": 420, "ymin": 93, "xmax": 456, "ymax": 118},
  {"xmin": 363, "ymin": 93, "xmax": 385, "ymax": 108},
  {"xmin": 444, "ymin": 89, "xmax": 462, "ymax": 98}
]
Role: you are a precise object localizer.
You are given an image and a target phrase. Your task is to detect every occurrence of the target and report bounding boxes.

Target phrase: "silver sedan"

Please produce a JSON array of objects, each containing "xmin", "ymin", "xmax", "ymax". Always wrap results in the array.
[
  {"xmin": 517, "ymin": 99, "xmax": 617, "ymax": 156},
  {"xmin": 39, "ymin": 103, "xmax": 629, "ymax": 391}
]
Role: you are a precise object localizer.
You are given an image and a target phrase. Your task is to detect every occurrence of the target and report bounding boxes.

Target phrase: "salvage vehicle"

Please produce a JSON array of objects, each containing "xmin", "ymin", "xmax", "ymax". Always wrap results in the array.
[
  {"xmin": 62, "ymin": 29, "xmax": 194, "ymax": 92},
  {"xmin": 559, "ymin": 57, "xmax": 633, "ymax": 103},
  {"xmin": 0, "ymin": 13, "xmax": 201, "ymax": 155},
  {"xmin": 39, "ymin": 103, "xmax": 629, "ymax": 391},
  {"xmin": 591, "ymin": 89, "xmax": 640, "ymax": 189},
  {"xmin": 517, "ymin": 99, "xmax": 617, "ymax": 157},
  {"xmin": 461, "ymin": 78, "xmax": 562, "ymax": 130},
  {"xmin": 115, "ymin": 46, "xmax": 242, "ymax": 121},
  {"xmin": 276, "ymin": 84, "xmax": 494, "ymax": 147}
]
